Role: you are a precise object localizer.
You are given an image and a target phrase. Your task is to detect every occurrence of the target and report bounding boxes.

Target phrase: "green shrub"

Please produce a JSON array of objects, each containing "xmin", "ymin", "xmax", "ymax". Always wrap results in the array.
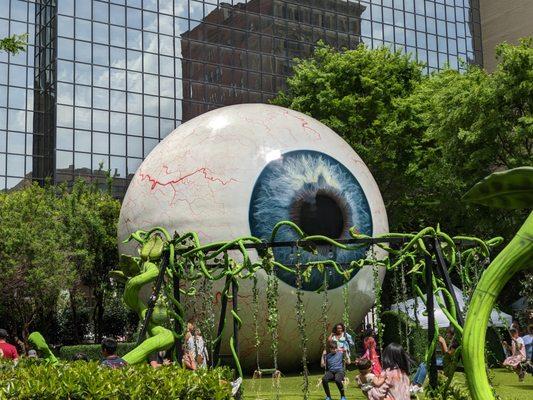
[
  {"xmin": 59, "ymin": 343, "xmax": 137, "ymax": 361},
  {"xmin": 382, "ymin": 310, "xmax": 427, "ymax": 363},
  {"xmin": 425, "ymin": 374, "xmax": 470, "ymax": 400},
  {"xmin": 0, "ymin": 360, "xmax": 232, "ymax": 399}
]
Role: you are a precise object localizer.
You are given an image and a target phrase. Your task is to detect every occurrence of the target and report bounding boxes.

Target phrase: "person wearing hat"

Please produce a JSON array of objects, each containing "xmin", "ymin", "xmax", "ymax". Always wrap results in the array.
[{"xmin": 0, "ymin": 329, "xmax": 19, "ymax": 361}]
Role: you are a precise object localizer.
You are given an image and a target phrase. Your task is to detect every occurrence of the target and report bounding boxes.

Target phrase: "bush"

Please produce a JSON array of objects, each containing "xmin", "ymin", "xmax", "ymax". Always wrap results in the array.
[
  {"xmin": 59, "ymin": 342, "xmax": 137, "ymax": 361},
  {"xmin": 0, "ymin": 360, "xmax": 233, "ymax": 399},
  {"xmin": 99, "ymin": 295, "xmax": 139, "ymax": 340},
  {"xmin": 381, "ymin": 311, "xmax": 427, "ymax": 363},
  {"xmin": 56, "ymin": 302, "xmax": 92, "ymax": 345},
  {"xmin": 425, "ymin": 374, "xmax": 470, "ymax": 400}
]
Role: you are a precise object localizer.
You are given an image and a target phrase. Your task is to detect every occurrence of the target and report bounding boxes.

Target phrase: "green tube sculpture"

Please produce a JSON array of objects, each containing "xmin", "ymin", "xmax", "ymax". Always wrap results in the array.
[
  {"xmin": 462, "ymin": 167, "xmax": 533, "ymax": 400},
  {"xmin": 28, "ymin": 332, "xmax": 58, "ymax": 364},
  {"xmin": 113, "ymin": 232, "xmax": 176, "ymax": 365}
]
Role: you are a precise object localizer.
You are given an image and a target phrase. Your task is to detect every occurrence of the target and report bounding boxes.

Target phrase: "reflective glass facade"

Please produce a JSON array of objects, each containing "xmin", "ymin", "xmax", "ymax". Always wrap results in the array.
[{"xmin": 0, "ymin": 0, "xmax": 482, "ymax": 192}]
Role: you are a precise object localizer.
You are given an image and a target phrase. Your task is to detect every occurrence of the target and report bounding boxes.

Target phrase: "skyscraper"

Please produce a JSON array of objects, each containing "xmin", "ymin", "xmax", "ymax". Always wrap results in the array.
[
  {"xmin": 479, "ymin": 0, "xmax": 533, "ymax": 72},
  {"xmin": 0, "ymin": 0, "xmax": 482, "ymax": 193}
]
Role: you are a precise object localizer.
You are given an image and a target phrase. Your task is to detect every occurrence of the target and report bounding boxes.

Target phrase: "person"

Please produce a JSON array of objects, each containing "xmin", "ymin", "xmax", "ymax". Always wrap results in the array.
[
  {"xmin": 72, "ymin": 352, "xmax": 89, "ymax": 362},
  {"xmin": 321, "ymin": 340, "xmax": 347, "ymax": 400},
  {"xmin": 27, "ymin": 349, "xmax": 38, "ymax": 359},
  {"xmin": 184, "ymin": 327, "xmax": 208, "ymax": 370},
  {"xmin": 502, "ymin": 328, "xmax": 527, "ymax": 381},
  {"xmin": 100, "ymin": 338, "xmax": 127, "ymax": 369},
  {"xmin": 329, "ymin": 323, "xmax": 354, "ymax": 364},
  {"xmin": 149, "ymin": 350, "xmax": 172, "ymax": 368},
  {"xmin": 522, "ymin": 325, "xmax": 533, "ymax": 362},
  {"xmin": 368, "ymin": 342, "xmax": 411, "ymax": 400},
  {"xmin": 355, "ymin": 357, "xmax": 387, "ymax": 399},
  {"xmin": 362, "ymin": 336, "xmax": 382, "ymax": 375},
  {"xmin": 0, "ymin": 329, "xmax": 19, "ymax": 361},
  {"xmin": 364, "ymin": 324, "xmax": 376, "ymax": 340},
  {"xmin": 511, "ymin": 319, "xmax": 521, "ymax": 333},
  {"xmin": 410, "ymin": 326, "xmax": 458, "ymax": 393}
]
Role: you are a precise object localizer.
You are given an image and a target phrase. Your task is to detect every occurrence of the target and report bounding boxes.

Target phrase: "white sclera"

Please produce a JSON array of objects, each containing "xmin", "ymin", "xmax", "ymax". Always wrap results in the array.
[{"xmin": 118, "ymin": 104, "xmax": 388, "ymax": 370}]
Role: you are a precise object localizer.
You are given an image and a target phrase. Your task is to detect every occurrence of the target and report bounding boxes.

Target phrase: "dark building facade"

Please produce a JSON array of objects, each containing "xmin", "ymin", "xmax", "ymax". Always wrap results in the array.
[{"xmin": 0, "ymin": 0, "xmax": 482, "ymax": 192}]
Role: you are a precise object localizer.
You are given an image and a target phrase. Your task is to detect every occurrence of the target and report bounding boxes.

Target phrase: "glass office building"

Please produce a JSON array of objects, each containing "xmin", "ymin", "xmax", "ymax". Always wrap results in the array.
[{"xmin": 0, "ymin": 0, "xmax": 482, "ymax": 192}]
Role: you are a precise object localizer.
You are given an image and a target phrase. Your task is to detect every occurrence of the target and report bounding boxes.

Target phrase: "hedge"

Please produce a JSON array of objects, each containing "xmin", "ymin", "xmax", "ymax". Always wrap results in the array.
[
  {"xmin": 381, "ymin": 310, "xmax": 427, "ymax": 363},
  {"xmin": 0, "ymin": 360, "xmax": 233, "ymax": 400},
  {"xmin": 382, "ymin": 311, "xmax": 506, "ymax": 367},
  {"xmin": 59, "ymin": 342, "xmax": 137, "ymax": 361}
]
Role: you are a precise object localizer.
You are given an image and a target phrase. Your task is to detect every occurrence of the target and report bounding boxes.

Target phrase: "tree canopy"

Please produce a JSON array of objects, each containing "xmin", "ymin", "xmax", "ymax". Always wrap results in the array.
[
  {"xmin": 0, "ymin": 34, "xmax": 27, "ymax": 54},
  {"xmin": 0, "ymin": 180, "xmax": 122, "ymax": 342},
  {"xmin": 273, "ymin": 39, "xmax": 532, "ymax": 239}
]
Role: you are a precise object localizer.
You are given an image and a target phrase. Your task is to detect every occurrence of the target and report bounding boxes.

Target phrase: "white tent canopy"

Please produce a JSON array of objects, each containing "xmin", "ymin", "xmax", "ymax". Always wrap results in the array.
[{"xmin": 390, "ymin": 285, "xmax": 512, "ymax": 329}]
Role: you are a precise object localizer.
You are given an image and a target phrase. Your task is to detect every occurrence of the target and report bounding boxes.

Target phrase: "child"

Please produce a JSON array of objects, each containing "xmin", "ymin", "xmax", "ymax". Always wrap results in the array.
[
  {"xmin": 503, "ymin": 328, "xmax": 527, "ymax": 381},
  {"xmin": 368, "ymin": 343, "xmax": 411, "ymax": 400},
  {"xmin": 321, "ymin": 340, "xmax": 347, "ymax": 400},
  {"xmin": 355, "ymin": 357, "xmax": 388, "ymax": 399},
  {"xmin": 362, "ymin": 336, "xmax": 382, "ymax": 375}
]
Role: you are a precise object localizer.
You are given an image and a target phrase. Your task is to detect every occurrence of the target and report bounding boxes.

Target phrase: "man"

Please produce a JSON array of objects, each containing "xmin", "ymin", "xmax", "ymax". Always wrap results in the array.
[
  {"xmin": 100, "ymin": 338, "xmax": 127, "ymax": 368},
  {"xmin": 523, "ymin": 325, "xmax": 533, "ymax": 362},
  {"xmin": 0, "ymin": 329, "xmax": 19, "ymax": 361},
  {"xmin": 321, "ymin": 340, "xmax": 346, "ymax": 400}
]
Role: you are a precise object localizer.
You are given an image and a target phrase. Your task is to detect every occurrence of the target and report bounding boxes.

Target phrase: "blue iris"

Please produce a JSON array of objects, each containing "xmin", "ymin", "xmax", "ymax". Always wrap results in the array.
[{"xmin": 249, "ymin": 150, "xmax": 373, "ymax": 291}]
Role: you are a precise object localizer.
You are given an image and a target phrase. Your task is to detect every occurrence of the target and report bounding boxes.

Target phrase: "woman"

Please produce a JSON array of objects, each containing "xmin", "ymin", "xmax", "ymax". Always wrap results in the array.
[
  {"xmin": 367, "ymin": 342, "xmax": 411, "ymax": 400},
  {"xmin": 503, "ymin": 328, "xmax": 527, "ymax": 381},
  {"xmin": 362, "ymin": 336, "xmax": 382, "ymax": 375},
  {"xmin": 329, "ymin": 323, "xmax": 354, "ymax": 363},
  {"xmin": 184, "ymin": 327, "xmax": 209, "ymax": 369}
]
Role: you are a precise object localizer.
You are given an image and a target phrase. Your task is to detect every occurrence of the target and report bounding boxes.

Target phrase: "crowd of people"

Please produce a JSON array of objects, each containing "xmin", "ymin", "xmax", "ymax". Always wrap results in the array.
[
  {"xmin": 320, "ymin": 320, "xmax": 532, "ymax": 400},
  {"xmin": 2, "ymin": 318, "xmax": 533, "ymax": 398},
  {"xmin": 321, "ymin": 323, "xmax": 412, "ymax": 400}
]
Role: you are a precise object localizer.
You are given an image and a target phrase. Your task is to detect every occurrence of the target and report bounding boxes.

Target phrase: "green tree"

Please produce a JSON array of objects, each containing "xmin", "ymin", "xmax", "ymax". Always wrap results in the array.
[
  {"xmin": 0, "ymin": 183, "xmax": 76, "ymax": 341},
  {"xmin": 56, "ymin": 178, "xmax": 121, "ymax": 342},
  {"xmin": 272, "ymin": 40, "xmax": 532, "ymax": 238},
  {"xmin": 0, "ymin": 179, "xmax": 121, "ymax": 344},
  {"xmin": 272, "ymin": 43, "xmax": 427, "ymax": 232},
  {"xmin": 405, "ymin": 39, "xmax": 532, "ymax": 239},
  {"xmin": 0, "ymin": 34, "xmax": 27, "ymax": 54}
]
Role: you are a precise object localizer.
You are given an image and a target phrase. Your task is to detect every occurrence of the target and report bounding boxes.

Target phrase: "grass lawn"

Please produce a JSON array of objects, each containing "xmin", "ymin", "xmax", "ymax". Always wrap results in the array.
[{"xmin": 242, "ymin": 368, "xmax": 532, "ymax": 399}]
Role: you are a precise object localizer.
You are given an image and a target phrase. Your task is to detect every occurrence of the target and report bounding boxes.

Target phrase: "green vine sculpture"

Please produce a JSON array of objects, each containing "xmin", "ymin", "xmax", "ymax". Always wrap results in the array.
[
  {"xmin": 462, "ymin": 167, "xmax": 533, "ymax": 400},
  {"xmin": 111, "ymin": 229, "xmax": 178, "ymax": 365},
  {"xmin": 294, "ymin": 248, "xmax": 310, "ymax": 400},
  {"xmin": 110, "ymin": 213, "xmax": 500, "ymax": 398},
  {"xmin": 28, "ymin": 332, "xmax": 58, "ymax": 364}
]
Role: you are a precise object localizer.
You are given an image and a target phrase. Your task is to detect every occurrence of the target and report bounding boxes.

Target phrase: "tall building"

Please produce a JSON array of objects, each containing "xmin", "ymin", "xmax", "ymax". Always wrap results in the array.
[
  {"xmin": 479, "ymin": 0, "xmax": 533, "ymax": 72},
  {"xmin": 1, "ymin": 0, "xmax": 482, "ymax": 193}
]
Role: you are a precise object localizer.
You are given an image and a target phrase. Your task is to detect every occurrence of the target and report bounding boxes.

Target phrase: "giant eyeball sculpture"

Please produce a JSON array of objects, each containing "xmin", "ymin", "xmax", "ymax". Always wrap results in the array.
[{"xmin": 118, "ymin": 104, "xmax": 388, "ymax": 370}]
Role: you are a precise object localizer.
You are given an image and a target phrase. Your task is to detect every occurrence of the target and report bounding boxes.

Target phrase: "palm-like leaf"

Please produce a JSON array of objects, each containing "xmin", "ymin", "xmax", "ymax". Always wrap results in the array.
[{"xmin": 462, "ymin": 167, "xmax": 533, "ymax": 209}]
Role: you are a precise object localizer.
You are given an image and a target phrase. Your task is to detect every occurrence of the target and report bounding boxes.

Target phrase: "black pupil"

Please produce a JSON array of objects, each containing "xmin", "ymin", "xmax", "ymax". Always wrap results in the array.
[{"xmin": 295, "ymin": 191, "xmax": 345, "ymax": 238}]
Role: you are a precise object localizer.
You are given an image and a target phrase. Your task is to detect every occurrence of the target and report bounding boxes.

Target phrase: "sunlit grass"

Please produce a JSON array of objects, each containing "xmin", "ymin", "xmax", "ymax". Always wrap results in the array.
[{"xmin": 242, "ymin": 368, "xmax": 532, "ymax": 399}]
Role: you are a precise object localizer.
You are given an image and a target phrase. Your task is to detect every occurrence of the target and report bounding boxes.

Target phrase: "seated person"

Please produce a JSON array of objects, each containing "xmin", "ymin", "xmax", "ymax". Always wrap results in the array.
[
  {"xmin": 149, "ymin": 350, "xmax": 172, "ymax": 368},
  {"xmin": 100, "ymin": 338, "xmax": 127, "ymax": 369},
  {"xmin": 321, "ymin": 340, "xmax": 346, "ymax": 400},
  {"xmin": 410, "ymin": 327, "xmax": 459, "ymax": 393},
  {"xmin": 502, "ymin": 328, "xmax": 527, "ymax": 381},
  {"xmin": 355, "ymin": 357, "xmax": 387, "ymax": 399}
]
